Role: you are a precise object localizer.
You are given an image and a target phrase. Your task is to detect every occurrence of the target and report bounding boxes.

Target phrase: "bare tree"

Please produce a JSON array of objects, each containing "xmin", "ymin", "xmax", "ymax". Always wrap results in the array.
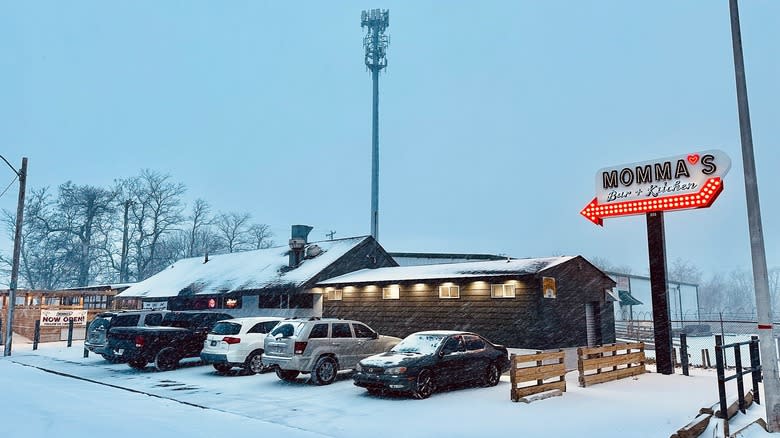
[
  {"xmin": 588, "ymin": 256, "xmax": 633, "ymax": 275},
  {"xmin": 214, "ymin": 212, "xmax": 251, "ymax": 253},
  {"xmin": 123, "ymin": 170, "xmax": 186, "ymax": 280},
  {"xmin": 186, "ymin": 199, "xmax": 213, "ymax": 257},
  {"xmin": 669, "ymin": 258, "xmax": 702, "ymax": 284},
  {"xmin": 248, "ymin": 223, "xmax": 274, "ymax": 249}
]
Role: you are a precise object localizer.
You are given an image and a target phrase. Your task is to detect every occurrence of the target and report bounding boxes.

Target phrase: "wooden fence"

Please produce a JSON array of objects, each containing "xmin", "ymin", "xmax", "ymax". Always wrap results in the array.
[
  {"xmin": 509, "ymin": 350, "xmax": 567, "ymax": 402},
  {"xmin": 577, "ymin": 342, "xmax": 646, "ymax": 387}
]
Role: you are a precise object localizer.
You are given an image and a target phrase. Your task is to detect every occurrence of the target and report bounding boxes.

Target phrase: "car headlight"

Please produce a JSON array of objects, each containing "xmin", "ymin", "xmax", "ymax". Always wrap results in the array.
[{"xmin": 385, "ymin": 366, "xmax": 407, "ymax": 375}]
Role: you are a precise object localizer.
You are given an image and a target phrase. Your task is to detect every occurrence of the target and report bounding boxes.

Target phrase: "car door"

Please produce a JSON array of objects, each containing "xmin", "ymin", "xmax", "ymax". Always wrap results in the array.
[
  {"xmin": 352, "ymin": 323, "xmax": 383, "ymax": 358},
  {"xmin": 435, "ymin": 335, "xmax": 469, "ymax": 387},
  {"xmin": 462, "ymin": 335, "xmax": 490, "ymax": 378},
  {"xmin": 330, "ymin": 322, "xmax": 357, "ymax": 369}
]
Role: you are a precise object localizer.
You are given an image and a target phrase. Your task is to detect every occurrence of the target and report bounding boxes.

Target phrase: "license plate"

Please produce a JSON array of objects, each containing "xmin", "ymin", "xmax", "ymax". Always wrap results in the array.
[{"xmin": 211, "ymin": 341, "xmax": 217, "ymax": 346}]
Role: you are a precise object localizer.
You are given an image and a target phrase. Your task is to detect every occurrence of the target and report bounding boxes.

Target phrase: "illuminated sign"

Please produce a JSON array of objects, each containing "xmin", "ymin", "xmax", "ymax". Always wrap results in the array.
[
  {"xmin": 542, "ymin": 277, "xmax": 556, "ymax": 299},
  {"xmin": 581, "ymin": 150, "xmax": 731, "ymax": 225}
]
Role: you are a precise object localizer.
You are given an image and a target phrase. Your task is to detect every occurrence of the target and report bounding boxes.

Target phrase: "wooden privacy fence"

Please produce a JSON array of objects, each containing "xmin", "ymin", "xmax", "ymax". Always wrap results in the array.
[
  {"xmin": 509, "ymin": 350, "xmax": 566, "ymax": 402},
  {"xmin": 577, "ymin": 342, "xmax": 646, "ymax": 387}
]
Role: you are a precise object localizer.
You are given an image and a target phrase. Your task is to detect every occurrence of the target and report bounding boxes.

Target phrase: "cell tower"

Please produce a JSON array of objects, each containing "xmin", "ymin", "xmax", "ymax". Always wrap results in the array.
[{"xmin": 361, "ymin": 8, "xmax": 389, "ymax": 241}]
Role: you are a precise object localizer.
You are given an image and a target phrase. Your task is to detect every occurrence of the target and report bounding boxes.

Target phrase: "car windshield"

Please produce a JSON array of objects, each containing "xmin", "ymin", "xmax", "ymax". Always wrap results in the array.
[
  {"xmin": 390, "ymin": 334, "xmax": 447, "ymax": 355},
  {"xmin": 211, "ymin": 322, "xmax": 241, "ymax": 335}
]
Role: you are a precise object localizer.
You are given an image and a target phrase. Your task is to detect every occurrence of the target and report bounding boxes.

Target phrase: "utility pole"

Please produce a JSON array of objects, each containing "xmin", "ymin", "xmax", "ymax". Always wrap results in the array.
[
  {"xmin": 728, "ymin": 0, "xmax": 780, "ymax": 430},
  {"xmin": 2, "ymin": 156, "xmax": 27, "ymax": 357},
  {"xmin": 119, "ymin": 199, "xmax": 133, "ymax": 283},
  {"xmin": 361, "ymin": 9, "xmax": 389, "ymax": 241}
]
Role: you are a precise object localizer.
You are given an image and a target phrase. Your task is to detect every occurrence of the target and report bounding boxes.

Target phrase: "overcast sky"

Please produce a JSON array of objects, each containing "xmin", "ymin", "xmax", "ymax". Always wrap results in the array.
[{"xmin": 1, "ymin": 1, "xmax": 778, "ymax": 280}]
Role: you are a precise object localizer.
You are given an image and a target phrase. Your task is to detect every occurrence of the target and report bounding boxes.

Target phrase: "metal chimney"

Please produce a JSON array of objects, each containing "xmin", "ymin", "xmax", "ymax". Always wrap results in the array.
[{"xmin": 289, "ymin": 225, "xmax": 313, "ymax": 268}]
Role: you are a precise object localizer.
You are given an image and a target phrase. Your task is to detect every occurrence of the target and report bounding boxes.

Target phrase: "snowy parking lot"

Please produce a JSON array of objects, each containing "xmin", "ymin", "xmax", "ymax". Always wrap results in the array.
[{"xmin": 0, "ymin": 340, "xmax": 771, "ymax": 438}]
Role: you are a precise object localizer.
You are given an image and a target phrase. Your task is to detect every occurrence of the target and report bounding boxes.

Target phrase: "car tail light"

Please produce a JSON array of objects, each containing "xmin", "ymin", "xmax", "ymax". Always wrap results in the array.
[
  {"xmin": 294, "ymin": 341, "xmax": 307, "ymax": 355},
  {"xmin": 134, "ymin": 335, "xmax": 144, "ymax": 348},
  {"xmin": 222, "ymin": 337, "xmax": 241, "ymax": 345}
]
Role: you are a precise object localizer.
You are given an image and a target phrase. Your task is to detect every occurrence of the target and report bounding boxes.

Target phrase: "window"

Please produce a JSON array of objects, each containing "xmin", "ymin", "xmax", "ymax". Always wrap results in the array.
[
  {"xmin": 309, "ymin": 323, "xmax": 329, "ymax": 338},
  {"xmin": 144, "ymin": 313, "xmax": 163, "ymax": 326},
  {"xmin": 491, "ymin": 284, "xmax": 516, "ymax": 298},
  {"xmin": 464, "ymin": 335, "xmax": 486, "ymax": 351},
  {"xmin": 262, "ymin": 320, "xmax": 280, "ymax": 333},
  {"xmin": 259, "ymin": 293, "xmax": 313, "ymax": 309},
  {"xmin": 441, "ymin": 336, "xmax": 465, "ymax": 354},
  {"xmin": 352, "ymin": 323, "xmax": 374, "ymax": 338},
  {"xmin": 439, "ymin": 285, "xmax": 460, "ymax": 299},
  {"xmin": 326, "ymin": 288, "xmax": 342, "ymax": 301},
  {"xmin": 382, "ymin": 285, "xmax": 400, "ymax": 300},
  {"xmin": 248, "ymin": 323, "xmax": 269, "ymax": 334},
  {"xmin": 212, "ymin": 322, "xmax": 242, "ymax": 335},
  {"xmin": 331, "ymin": 323, "xmax": 353, "ymax": 338}
]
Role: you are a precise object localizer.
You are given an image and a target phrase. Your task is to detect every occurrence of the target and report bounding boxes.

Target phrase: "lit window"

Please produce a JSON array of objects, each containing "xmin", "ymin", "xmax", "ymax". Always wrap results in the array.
[
  {"xmin": 326, "ymin": 288, "xmax": 343, "ymax": 301},
  {"xmin": 382, "ymin": 285, "xmax": 400, "ymax": 300},
  {"xmin": 439, "ymin": 285, "xmax": 460, "ymax": 299},
  {"xmin": 491, "ymin": 284, "xmax": 516, "ymax": 298}
]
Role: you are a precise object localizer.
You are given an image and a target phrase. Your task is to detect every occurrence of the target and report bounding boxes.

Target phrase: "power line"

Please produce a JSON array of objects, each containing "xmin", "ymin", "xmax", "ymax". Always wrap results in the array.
[{"xmin": 0, "ymin": 175, "xmax": 18, "ymax": 199}]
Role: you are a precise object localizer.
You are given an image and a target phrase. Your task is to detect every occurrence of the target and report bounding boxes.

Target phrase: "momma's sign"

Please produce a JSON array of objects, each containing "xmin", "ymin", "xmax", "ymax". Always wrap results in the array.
[
  {"xmin": 581, "ymin": 150, "xmax": 731, "ymax": 225},
  {"xmin": 40, "ymin": 310, "xmax": 88, "ymax": 327}
]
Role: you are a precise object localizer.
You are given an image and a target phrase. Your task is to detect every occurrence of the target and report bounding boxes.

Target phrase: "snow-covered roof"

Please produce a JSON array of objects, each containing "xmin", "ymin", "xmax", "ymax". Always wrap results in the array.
[
  {"xmin": 117, "ymin": 237, "xmax": 370, "ymax": 298},
  {"xmin": 318, "ymin": 256, "xmax": 576, "ymax": 285}
]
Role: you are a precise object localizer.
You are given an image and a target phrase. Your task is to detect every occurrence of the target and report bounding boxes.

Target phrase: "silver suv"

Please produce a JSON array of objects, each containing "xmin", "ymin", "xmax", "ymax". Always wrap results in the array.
[{"xmin": 262, "ymin": 318, "xmax": 401, "ymax": 385}]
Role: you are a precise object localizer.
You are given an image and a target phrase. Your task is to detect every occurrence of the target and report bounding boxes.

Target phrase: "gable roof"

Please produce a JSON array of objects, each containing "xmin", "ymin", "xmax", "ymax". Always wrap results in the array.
[
  {"xmin": 117, "ymin": 236, "xmax": 370, "ymax": 298},
  {"xmin": 389, "ymin": 252, "xmax": 507, "ymax": 266},
  {"xmin": 317, "ymin": 256, "xmax": 576, "ymax": 285}
]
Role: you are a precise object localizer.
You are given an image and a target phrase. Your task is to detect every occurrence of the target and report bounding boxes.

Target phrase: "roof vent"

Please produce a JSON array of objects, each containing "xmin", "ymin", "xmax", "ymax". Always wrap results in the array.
[{"xmin": 306, "ymin": 244, "xmax": 323, "ymax": 258}]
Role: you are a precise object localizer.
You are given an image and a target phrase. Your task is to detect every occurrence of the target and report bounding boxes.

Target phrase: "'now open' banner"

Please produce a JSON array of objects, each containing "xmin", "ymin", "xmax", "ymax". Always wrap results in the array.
[{"xmin": 40, "ymin": 310, "xmax": 88, "ymax": 327}]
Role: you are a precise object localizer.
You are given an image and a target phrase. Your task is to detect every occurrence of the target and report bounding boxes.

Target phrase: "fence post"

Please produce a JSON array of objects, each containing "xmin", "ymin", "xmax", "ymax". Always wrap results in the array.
[
  {"xmin": 715, "ymin": 335, "xmax": 728, "ymax": 419},
  {"xmin": 67, "ymin": 319, "xmax": 74, "ymax": 347},
  {"xmin": 509, "ymin": 354, "xmax": 517, "ymax": 402},
  {"xmin": 680, "ymin": 333, "xmax": 689, "ymax": 376},
  {"xmin": 33, "ymin": 320, "xmax": 40, "ymax": 350},
  {"xmin": 750, "ymin": 335, "xmax": 761, "ymax": 405},
  {"xmin": 734, "ymin": 344, "xmax": 746, "ymax": 414}
]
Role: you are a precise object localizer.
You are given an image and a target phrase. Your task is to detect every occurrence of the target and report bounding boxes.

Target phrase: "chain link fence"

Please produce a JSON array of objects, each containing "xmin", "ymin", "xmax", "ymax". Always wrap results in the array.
[{"xmin": 615, "ymin": 312, "xmax": 772, "ymax": 369}]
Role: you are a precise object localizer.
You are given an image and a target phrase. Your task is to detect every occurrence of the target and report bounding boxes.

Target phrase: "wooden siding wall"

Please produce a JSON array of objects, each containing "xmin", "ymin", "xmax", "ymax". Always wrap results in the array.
[{"xmin": 323, "ymin": 257, "xmax": 616, "ymax": 350}]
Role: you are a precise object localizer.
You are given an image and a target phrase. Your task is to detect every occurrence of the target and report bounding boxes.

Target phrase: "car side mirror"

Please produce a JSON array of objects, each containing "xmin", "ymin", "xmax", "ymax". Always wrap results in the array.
[
  {"xmin": 438, "ymin": 350, "xmax": 446, "ymax": 358},
  {"xmin": 372, "ymin": 332, "xmax": 378, "ymax": 339}
]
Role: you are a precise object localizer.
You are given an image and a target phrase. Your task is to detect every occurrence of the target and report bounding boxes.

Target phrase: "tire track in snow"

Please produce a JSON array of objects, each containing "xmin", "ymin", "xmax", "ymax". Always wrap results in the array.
[{"xmin": 8, "ymin": 359, "xmax": 333, "ymax": 438}]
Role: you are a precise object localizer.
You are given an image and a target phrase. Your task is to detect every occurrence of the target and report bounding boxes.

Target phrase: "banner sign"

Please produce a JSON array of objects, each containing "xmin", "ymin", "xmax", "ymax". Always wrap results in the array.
[
  {"xmin": 142, "ymin": 301, "xmax": 168, "ymax": 310},
  {"xmin": 542, "ymin": 277, "xmax": 557, "ymax": 299},
  {"xmin": 40, "ymin": 310, "xmax": 88, "ymax": 327},
  {"xmin": 581, "ymin": 149, "xmax": 731, "ymax": 225}
]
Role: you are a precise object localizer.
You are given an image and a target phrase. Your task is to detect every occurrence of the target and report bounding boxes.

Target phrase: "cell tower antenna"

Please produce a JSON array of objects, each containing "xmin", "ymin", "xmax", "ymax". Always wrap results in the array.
[{"xmin": 361, "ymin": 8, "xmax": 389, "ymax": 241}]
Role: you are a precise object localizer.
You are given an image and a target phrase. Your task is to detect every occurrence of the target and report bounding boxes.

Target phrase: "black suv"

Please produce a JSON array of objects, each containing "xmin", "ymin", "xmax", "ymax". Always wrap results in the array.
[
  {"xmin": 85, "ymin": 310, "xmax": 169, "ymax": 362},
  {"xmin": 106, "ymin": 311, "xmax": 233, "ymax": 371}
]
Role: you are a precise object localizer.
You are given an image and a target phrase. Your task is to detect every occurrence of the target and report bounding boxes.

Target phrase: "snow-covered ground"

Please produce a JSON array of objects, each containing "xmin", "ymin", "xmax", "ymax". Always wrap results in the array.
[{"xmin": 0, "ymin": 340, "xmax": 772, "ymax": 438}]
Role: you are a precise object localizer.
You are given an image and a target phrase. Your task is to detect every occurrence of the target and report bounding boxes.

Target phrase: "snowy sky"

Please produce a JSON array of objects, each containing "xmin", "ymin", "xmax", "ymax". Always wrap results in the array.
[{"xmin": 1, "ymin": 1, "xmax": 778, "ymax": 279}]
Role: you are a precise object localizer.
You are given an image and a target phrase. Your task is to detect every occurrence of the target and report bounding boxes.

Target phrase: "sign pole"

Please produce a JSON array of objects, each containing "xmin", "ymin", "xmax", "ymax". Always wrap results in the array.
[
  {"xmin": 646, "ymin": 211, "xmax": 673, "ymax": 375},
  {"xmin": 728, "ymin": 0, "xmax": 780, "ymax": 430}
]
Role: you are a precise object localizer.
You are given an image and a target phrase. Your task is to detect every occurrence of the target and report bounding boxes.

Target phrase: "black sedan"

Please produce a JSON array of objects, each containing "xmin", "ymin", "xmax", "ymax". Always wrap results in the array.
[{"xmin": 353, "ymin": 330, "xmax": 510, "ymax": 399}]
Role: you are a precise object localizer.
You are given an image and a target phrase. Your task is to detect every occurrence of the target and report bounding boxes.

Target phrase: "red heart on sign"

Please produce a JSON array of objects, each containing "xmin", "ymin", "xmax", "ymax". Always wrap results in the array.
[{"xmin": 687, "ymin": 154, "xmax": 699, "ymax": 165}]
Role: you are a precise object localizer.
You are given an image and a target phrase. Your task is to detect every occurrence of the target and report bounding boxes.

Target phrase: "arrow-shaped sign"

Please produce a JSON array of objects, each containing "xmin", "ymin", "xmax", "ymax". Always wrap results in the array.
[{"xmin": 580, "ymin": 177, "xmax": 723, "ymax": 226}]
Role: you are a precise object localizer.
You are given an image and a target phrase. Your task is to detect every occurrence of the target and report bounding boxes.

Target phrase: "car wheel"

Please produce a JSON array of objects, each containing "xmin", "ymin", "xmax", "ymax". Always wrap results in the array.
[
  {"xmin": 275, "ymin": 367, "xmax": 300, "ymax": 382},
  {"xmin": 412, "ymin": 369, "xmax": 434, "ymax": 399},
  {"xmin": 154, "ymin": 348, "xmax": 180, "ymax": 372},
  {"xmin": 244, "ymin": 350, "xmax": 268, "ymax": 374},
  {"xmin": 311, "ymin": 356, "xmax": 338, "ymax": 386},
  {"xmin": 484, "ymin": 362, "xmax": 501, "ymax": 387},
  {"xmin": 213, "ymin": 363, "xmax": 233, "ymax": 374},
  {"xmin": 127, "ymin": 358, "xmax": 148, "ymax": 370}
]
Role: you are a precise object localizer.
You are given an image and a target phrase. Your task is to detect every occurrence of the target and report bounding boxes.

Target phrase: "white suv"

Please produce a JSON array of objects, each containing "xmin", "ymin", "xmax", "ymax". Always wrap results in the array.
[
  {"xmin": 200, "ymin": 316, "xmax": 283, "ymax": 374},
  {"xmin": 262, "ymin": 318, "xmax": 401, "ymax": 385}
]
